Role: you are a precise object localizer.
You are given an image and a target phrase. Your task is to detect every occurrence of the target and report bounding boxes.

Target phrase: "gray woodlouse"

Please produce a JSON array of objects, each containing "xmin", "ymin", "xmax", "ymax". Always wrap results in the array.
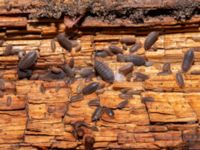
[
  {"xmin": 18, "ymin": 51, "xmax": 38, "ymax": 70},
  {"xmin": 144, "ymin": 31, "xmax": 159, "ymax": 50},
  {"xmin": 80, "ymin": 67, "xmax": 94, "ymax": 78},
  {"xmin": 95, "ymin": 50, "xmax": 109, "ymax": 58},
  {"xmin": 82, "ymin": 82, "xmax": 99, "ymax": 95},
  {"xmin": 120, "ymin": 37, "xmax": 135, "ymax": 45},
  {"xmin": 182, "ymin": 49, "xmax": 194, "ymax": 72},
  {"xmin": 176, "ymin": 72, "xmax": 185, "ymax": 88},
  {"xmin": 92, "ymin": 106, "xmax": 104, "ymax": 122},
  {"xmin": 129, "ymin": 43, "xmax": 142, "ymax": 53},
  {"xmin": 94, "ymin": 60, "xmax": 114, "ymax": 83},
  {"xmin": 56, "ymin": 33, "xmax": 72, "ymax": 52},
  {"xmin": 61, "ymin": 64, "xmax": 75, "ymax": 78},
  {"xmin": 118, "ymin": 54, "xmax": 146, "ymax": 66}
]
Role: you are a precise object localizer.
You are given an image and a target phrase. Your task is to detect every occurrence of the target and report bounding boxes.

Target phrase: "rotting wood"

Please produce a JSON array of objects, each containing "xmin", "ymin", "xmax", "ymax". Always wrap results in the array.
[{"xmin": 0, "ymin": 1, "xmax": 200, "ymax": 150}]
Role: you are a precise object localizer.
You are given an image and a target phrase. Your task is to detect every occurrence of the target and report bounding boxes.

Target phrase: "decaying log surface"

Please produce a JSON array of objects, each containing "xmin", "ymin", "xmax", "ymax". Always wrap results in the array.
[{"xmin": 1, "ymin": 0, "xmax": 200, "ymax": 150}]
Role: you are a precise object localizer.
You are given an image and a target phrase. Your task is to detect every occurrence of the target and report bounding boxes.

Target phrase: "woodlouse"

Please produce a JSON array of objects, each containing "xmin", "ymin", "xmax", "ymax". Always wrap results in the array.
[
  {"xmin": 92, "ymin": 106, "xmax": 104, "ymax": 122},
  {"xmin": 157, "ymin": 63, "xmax": 172, "ymax": 75},
  {"xmin": 56, "ymin": 33, "xmax": 72, "ymax": 52},
  {"xmin": 118, "ymin": 54, "xmax": 146, "ymax": 66},
  {"xmin": 116, "ymin": 100, "xmax": 128, "ymax": 109},
  {"xmin": 108, "ymin": 45, "xmax": 123, "ymax": 54},
  {"xmin": 88, "ymin": 98, "xmax": 100, "ymax": 107},
  {"xmin": 134, "ymin": 72, "xmax": 149, "ymax": 81},
  {"xmin": 120, "ymin": 37, "xmax": 135, "ymax": 45},
  {"xmin": 84, "ymin": 136, "xmax": 95, "ymax": 150},
  {"xmin": 104, "ymin": 107, "xmax": 115, "ymax": 118},
  {"xmin": 117, "ymin": 54, "xmax": 126, "ymax": 62},
  {"xmin": 18, "ymin": 51, "xmax": 38, "ymax": 70},
  {"xmin": 17, "ymin": 69, "xmax": 32, "ymax": 79},
  {"xmin": 176, "ymin": 72, "xmax": 185, "ymax": 88},
  {"xmin": 95, "ymin": 50, "xmax": 109, "ymax": 58},
  {"xmin": 119, "ymin": 93, "xmax": 133, "ymax": 99},
  {"xmin": 69, "ymin": 58, "xmax": 75, "ymax": 68},
  {"xmin": 141, "ymin": 97, "xmax": 154, "ymax": 103},
  {"xmin": 181, "ymin": 49, "xmax": 194, "ymax": 72},
  {"xmin": 82, "ymin": 82, "xmax": 99, "ymax": 95},
  {"xmin": 61, "ymin": 64, "xmax": 75, "ymax": 78},
  {"xmin": 119, "ymin": 63, "xmax": 134, "ymax": 75},
  {"xmin": 144, "ymin": 31, "xmax": 159, "ymax": 50},
  {"xmin": 51, "ymin": 67, "xmax": 62, "ymax": 74},
  {"xmin": 94, "ymin": 60, "xmax": 114, "ymax": 83},
  {"xmin": 70, "ymin": 94, "xmax": 84, "ymax": 102},
  {"xmin": 129, "ymin": 42, "xmax": 142, "ymax": 53},
  {"xmin": 0, "ymin": 79, "xmax": 5, "ymax": 91},
  {"xmin": 80, "ymin": 67, "xmax": 94, "ymax": 78},
  {"xmin": 190, "ymin": 70, "xmax": 200, "ymax": 75}
]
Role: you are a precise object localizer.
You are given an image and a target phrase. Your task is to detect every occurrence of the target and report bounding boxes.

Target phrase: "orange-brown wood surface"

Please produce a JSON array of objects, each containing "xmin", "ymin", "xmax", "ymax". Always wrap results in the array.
[{"xmin": 0, "ymin": 0, "xmax": 200, "ymax": 150}]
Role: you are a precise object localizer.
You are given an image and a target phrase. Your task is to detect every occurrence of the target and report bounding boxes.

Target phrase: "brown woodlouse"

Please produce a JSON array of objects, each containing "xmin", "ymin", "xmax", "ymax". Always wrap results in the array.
[
  {"xmin": 69, "ymin": 57, "xmax": 75, "ymax": 68},
  {"xmin": 119, "ymin": 63, "xmax": 134, "ymax": 75},
  {"xmin": 120, "ymin": 37, "xmax": 135, "ymax": 45},
  {"xmin": 84, "ymin": 136, "xmax": 95, "ymax": 150},
  {"xmin": 18, "ymin": 51, "xmax": 38, "ymax": 70},
  {"xmin": 70, "ymin": 94, "xmax": 84, "ymax": 102},
  {"xmin": 56, "ymin": 33, "xmax": 72, "ymax": 52},
  {"xmin": 88, "ymin": 98, "xmax": 100, "ymax": 107},
  {"xmin": 0, "ymin": 79, "xmax": 5, "ymax": 91},
  {"xmin": 94, "ymin": 60, "xmax": 114, "ymax": 83},
  {"xmin": 108, "ymin": 45, "xmax": 123, "ymax": 54},
  {"xmin": 134, "ymin": 72, "xmax": 149, "ymax": 81},
  {"xmin": 181, "ymin": 49, "xmax": 194, "ymax": 72},
  {"xmin": 129, "ymin": 42, "xmax": 142, "ymax": 53},
  {"xmin": 141, "ymin": 97, "xmax": 154, "ymax": 103},
  {"xmin": 144, "ymin": 31, "xmax": 159, "ymax": 50},
  {"xmin": 116, "ymin": 100, "xmax": 128, "ymax": 109},
  {"xmin": 82, "ymin": 82, "xmax": 100, "ymax": 95},
  {"xmin": 119, "ymin": 93, "xmax": 133, "ymax": 99}
]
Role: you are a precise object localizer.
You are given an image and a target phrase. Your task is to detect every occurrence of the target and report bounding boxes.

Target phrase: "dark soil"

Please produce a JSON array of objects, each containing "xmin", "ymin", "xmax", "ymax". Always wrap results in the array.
[{"xmin": 29, "ymin": 0, "xmax": 200, "ymax": 23}]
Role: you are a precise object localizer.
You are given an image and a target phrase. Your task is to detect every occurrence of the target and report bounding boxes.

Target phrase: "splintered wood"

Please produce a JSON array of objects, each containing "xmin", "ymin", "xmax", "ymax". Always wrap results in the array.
[{"xmin": 1, "ymin": 30, "xmax": 200, "ymax": 150}]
